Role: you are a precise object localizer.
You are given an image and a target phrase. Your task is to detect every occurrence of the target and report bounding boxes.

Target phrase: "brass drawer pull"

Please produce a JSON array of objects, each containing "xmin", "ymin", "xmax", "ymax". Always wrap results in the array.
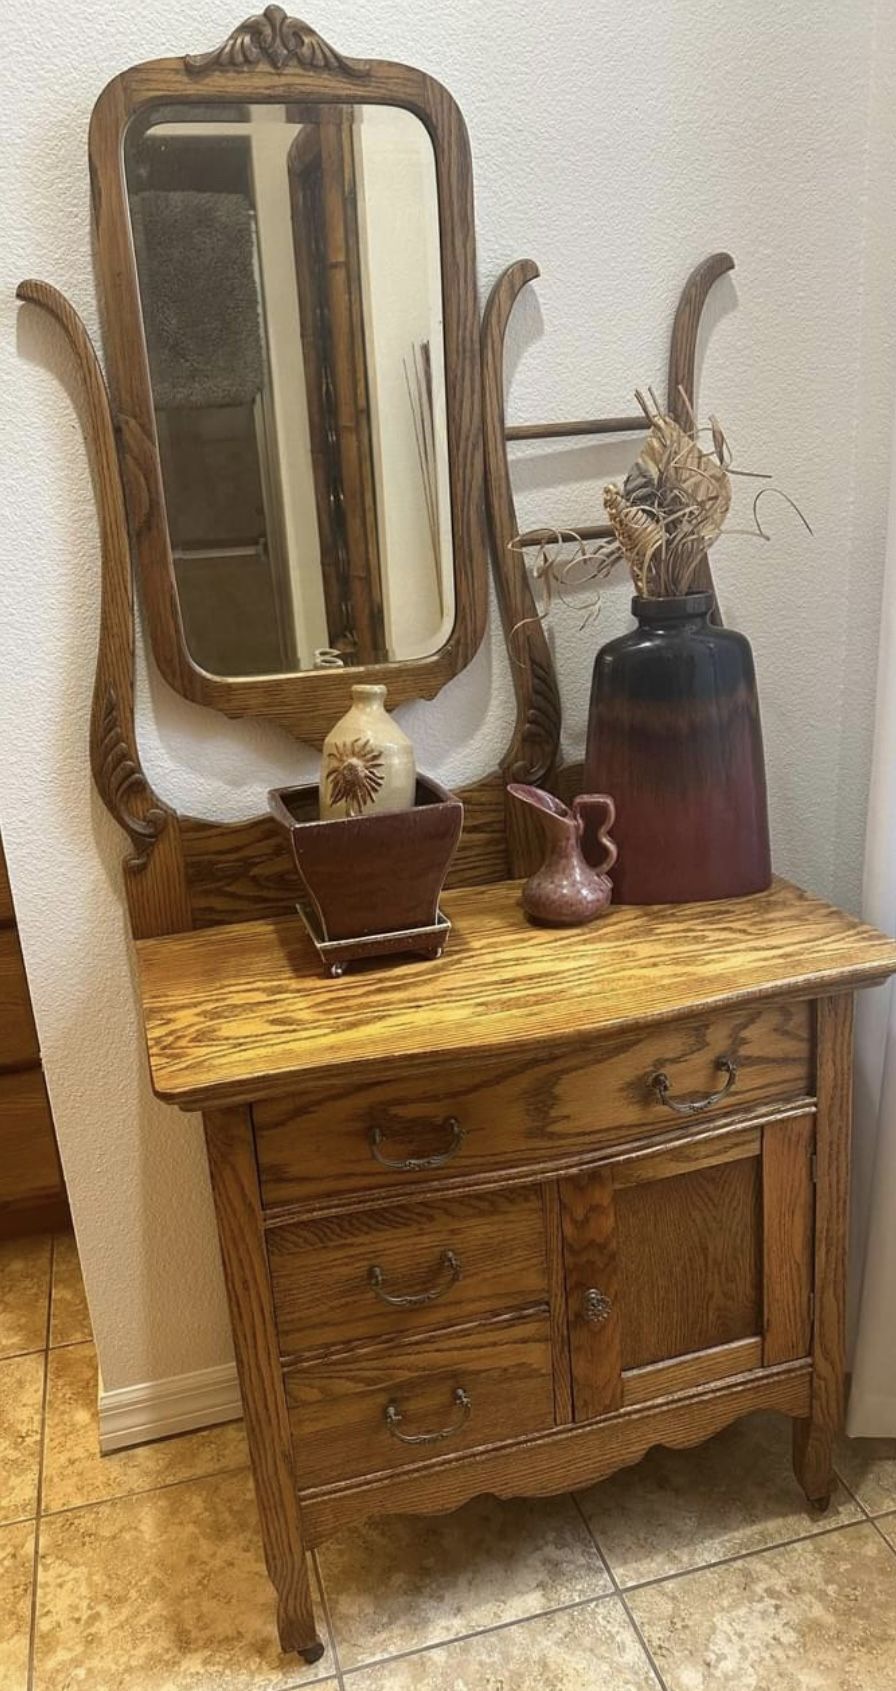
[
  {"xmin": 385, "ymin": 1385, "xmax": 471, "ymax": 1445},
  {"xmin": 369, "ymin": 1116, "xmax": 465, "ymax": 1171},
  {"xmin": 369, "ymin": 1249, "xmax": 461, "ymax": 1307},
  {"xmin": 650, "ymin": 1056, "xmax": 738, "ymax": 1116}
]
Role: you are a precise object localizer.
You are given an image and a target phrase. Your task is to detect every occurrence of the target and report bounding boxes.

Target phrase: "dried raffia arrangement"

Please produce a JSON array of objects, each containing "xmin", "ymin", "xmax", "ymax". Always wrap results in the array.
[
  {"xmin": 511, "ymin": 387, "xmax": 811, "ymax": 624},
  {"xmin": 601, "ymin": 388, "xmax": 733, "ymax": 596}
]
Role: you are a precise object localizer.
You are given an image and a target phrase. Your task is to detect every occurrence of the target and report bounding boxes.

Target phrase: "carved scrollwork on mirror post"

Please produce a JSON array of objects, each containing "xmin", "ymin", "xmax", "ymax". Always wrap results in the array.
[
  {"xmin": 96, "ymin": 687, "xmax": 168, "ymax": 873},
  {"xmin": 185, "ymin": 5, "xmax": 371, "ymax": 76},
  {"xmin": 507, "ymin": 648, "xmax": 564, "ymax": 788}
]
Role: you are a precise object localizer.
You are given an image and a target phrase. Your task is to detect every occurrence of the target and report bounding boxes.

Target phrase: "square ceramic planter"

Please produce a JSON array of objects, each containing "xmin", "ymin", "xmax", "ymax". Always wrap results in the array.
[{"xmin": 268, "ymin": 775, "xmax": 463, "ymax": 977}]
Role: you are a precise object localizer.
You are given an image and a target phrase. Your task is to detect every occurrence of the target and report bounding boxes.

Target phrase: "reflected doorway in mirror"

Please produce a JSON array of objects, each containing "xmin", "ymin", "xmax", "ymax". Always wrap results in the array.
[{"xmin": 124, "ymin": 100, "xmax": 454, "ymax": 679}]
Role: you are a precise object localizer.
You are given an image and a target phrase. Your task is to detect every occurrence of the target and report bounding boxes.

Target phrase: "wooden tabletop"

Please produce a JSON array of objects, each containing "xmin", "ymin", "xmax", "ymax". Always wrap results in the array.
[
  {"xmin": 134, "ymin": 879, "xmax": 896, "ymax": 1116},
  {"xmin": 134, "ymin": 878, "xmax": 896, "ymax": 1110}
]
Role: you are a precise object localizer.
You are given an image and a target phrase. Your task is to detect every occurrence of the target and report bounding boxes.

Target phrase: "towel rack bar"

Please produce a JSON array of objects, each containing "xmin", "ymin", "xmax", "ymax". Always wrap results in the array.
[
  {"xmin": 514, "ymin": 523, "xmax": 614, "ymax": 548},
  {"xmin": 505, "ymin": 415, "xmax": 647, "ymax": 441}
]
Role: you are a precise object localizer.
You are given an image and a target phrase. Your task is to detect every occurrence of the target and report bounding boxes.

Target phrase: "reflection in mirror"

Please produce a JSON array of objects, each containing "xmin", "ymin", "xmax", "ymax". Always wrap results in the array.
[{"xmin": 124, "ymin": 103, "xmax": 454, "ymax": 678}]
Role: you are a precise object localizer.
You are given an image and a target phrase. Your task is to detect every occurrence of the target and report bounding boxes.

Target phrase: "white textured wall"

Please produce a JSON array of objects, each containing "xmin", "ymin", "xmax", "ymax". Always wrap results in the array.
[{"xmin": 2, "ymin": 0, "xmax": 894, "ymax": 1397}]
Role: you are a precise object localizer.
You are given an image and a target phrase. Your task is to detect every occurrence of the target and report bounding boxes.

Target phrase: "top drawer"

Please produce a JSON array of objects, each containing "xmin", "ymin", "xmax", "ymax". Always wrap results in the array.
[{"xmin": 254, "ymin": 999, "xmax": 812, "ymax": 1210}]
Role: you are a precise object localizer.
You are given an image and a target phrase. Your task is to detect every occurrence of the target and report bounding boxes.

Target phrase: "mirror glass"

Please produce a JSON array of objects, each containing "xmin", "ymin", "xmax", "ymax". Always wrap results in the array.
[{"xmin": 124, "ymin": 102, "xmax": 454, "ymax": 678}]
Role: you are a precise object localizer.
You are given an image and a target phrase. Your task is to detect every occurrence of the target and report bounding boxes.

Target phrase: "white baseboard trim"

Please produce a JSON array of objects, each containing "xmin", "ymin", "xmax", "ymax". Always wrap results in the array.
[{"xmin": 98, "ymin": 1362, "xmax": 242, "ymax": 1454}]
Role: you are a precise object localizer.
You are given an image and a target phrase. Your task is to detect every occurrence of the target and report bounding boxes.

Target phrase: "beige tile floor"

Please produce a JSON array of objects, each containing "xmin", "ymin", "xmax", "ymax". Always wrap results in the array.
[{"xmin": 3, "ymin": 1233, "xmax": 896, "ymax": 1690}]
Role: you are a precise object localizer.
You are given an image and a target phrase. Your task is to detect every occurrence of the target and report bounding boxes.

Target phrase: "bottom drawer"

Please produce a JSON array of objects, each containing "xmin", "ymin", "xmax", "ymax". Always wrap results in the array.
[
  {"xmin": 0, "ymin": 1068, "xmax": 63, "ymax": 1208},
  {"xmin": 287, "ymin": 1314, "xmax": 555, "ymax": 1490}
]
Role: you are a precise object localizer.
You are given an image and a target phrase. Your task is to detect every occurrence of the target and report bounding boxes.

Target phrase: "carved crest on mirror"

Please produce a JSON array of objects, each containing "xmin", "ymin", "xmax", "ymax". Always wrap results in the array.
[{"xmin": 185, "ymin": 6, "xmax": 370, "ymax": 76}]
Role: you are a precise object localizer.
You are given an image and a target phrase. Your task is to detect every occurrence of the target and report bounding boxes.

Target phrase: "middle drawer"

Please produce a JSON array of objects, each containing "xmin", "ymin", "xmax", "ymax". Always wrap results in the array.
[{"xmin": 268, "ymin": 1185, "xmax": 548, "ymax": 1356}]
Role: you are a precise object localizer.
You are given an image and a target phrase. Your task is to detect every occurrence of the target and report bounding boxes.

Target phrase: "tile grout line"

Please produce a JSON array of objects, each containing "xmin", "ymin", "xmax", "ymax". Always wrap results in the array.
[
  {"xmin": 571, "ymin": 1491, "xmax": 671, "ymax": 1691},
  {"xmin": 296, "ymin": 1477, "xmax": 888, "ymax": 1686},
  {"xmin": 0, "ymin": 1344, "xmax": 51, "ymax": 1364},
  {"xmin": 867, "ymin": 1513, "xmax": 896, "ymax": 1562},
  {"xmin": 37, "ymin": 1457, "xmax": 254, "ymax": 1523},
  {"xmin": 309, "ymin": 1548, "xmax": 346, "ymax": 1691},
  {"xmin": 337, "ymin": 1586, "xmax": 621, "ymax": 1680},
  {"xmin": 831, "ymin": 1451, "xmax": 896, "ymax": 1561},
  {"xmin": 600, "ymin": 1513, "xmax": 877, "ymax": 1599},
  {"xmin": 831, "ymin": 1458, "xmax": 874, "ymax": 1517},
  {"xmin": 25, "ymin": 1233, "xmax": 56, "ymax": 1691},
  {"xmin": 830, "ymin": 1458, "xmax": 896, "ymax": 1534}
]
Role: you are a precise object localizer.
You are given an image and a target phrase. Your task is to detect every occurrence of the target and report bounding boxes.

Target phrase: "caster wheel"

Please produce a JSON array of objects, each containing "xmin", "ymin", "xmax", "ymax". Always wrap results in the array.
[{"xmin": 299, "ymin": 1639, "xmax": 325, "ymax": 1666}]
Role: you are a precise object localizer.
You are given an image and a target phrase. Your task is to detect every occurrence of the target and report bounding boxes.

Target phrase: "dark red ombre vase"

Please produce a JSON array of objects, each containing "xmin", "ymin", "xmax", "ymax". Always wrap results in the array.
[{"xmin": 584, "ymin": 593, "xmax": 771, "ymax": 904}]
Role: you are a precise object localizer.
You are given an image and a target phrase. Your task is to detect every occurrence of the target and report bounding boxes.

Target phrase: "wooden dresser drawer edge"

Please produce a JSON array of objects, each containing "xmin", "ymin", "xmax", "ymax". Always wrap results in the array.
[
  {"xmin": 262, "ymin": 1095, "xmax": 818, "ymax": 1227},
  {"xmin": 163, "ymin": 978, "xmax": 881, "ymax": 1112},
  {"xmin": 281, "ymin": 1303, "xmax": 550, "ymax": 1373},
  {"xmin": 295, "ymin": 1356, "xmax": 813, "ymax": 1506}
]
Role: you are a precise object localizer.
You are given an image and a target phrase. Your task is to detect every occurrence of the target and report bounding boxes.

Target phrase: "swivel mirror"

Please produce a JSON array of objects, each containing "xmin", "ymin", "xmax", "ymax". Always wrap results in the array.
[{"xmin": 90, "ymin": 12, "xmax": 487, "ymax": 738}]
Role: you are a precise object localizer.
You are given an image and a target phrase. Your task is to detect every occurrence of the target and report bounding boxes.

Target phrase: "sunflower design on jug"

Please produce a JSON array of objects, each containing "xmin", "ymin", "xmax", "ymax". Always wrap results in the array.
[{"xmin": 325, "ymin": 737, "xmax": 385, "ymax": 817}]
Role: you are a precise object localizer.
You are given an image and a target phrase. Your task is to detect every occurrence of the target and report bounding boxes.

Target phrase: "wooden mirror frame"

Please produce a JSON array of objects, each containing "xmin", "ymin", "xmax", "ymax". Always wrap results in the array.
[{"xmin": 89, "ymin": 8, "xmax": 488, "ymax": 743}]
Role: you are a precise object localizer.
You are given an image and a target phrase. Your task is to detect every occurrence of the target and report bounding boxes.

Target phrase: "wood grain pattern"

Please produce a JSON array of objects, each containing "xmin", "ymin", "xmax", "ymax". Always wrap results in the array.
[
  {"xmin": 252, "ymin": 1000, "xmax": 810, "ymax": 1208},
  {"xmin": 480, "ymin": 261, "xmax": 561, "ymax": 807},
  {"xmin": 615, "ymin": 1156, "xmax": 762, "ymax": 1369},
  {"xmin": 762, "ymin": 1112, "xmax": 814, "ymax": 1365},
  {"xmin": 203, "ymin": 1106, "xmax": 321, "ymax": 1659},
  {"xmin": 89, "ymin": 48, "xmax": 487, "ymax": 742},
  {"xmin": 285, "ymin": 1311, "xmax": 554, "ymax": 1488},
  {"xmin": 666, "ymin": 251, "xmax": 735, "ymax": 611},
  {"xmin": 0, "ymin": 929, "xmax": 40, "ymax": 1069},
  {"xmin": 268, "ymin": 1185, "xmax": 547, "ymax": 1355},
  {"xmin": 0, "ymin": 1194, "xmax": 70, "ymax": 1242},
  {"xmin": 0, "ymin": 840, "xmax": 13, "ymax": 927},
  {"xmin": 127, "ymin": 876, "xmax": 893, "ymax": 1110},
  {"xmin": 0, "ymin": 1069, "xmax": 65, "ymax": 1212},
  {"xmin": 611, "ymin": 1121, "xmax": 761, "ymax": 1189},
  {"xmin": 810, "ymin": 995, "xmax": 853, "ymax": 1430},
  {"xmin": 542, "ymin": 1182, "xmax": 573, "ymax": 1424},
  {"xmin": 298, "ymin": 1363, "xmax": 812, "ymax": 1541},
  {"xmin": 621, "ymin": 1336, "xmax": 763, "ymax": 1408},
  {"xmin": 14, "ymin": 280, "xmax": 191, "ymax": 941},
  {"xmin": 560, "ymin": 1168, "xmax": 622, "ymax": 1420},
  {"xmin": 792, "ymin": 994, "xmax": 853, "ymax": 1505}
]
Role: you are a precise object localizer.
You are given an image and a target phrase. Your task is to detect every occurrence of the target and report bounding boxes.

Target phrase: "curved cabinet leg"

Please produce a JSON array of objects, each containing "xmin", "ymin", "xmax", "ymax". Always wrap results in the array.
[
  {"xmin": 792, "ymin": 1418, "xmax": 833, "ymax": 1511},
  {"xmin": 279, "ymin": 1593, "xmax": 325, "ymax": 1664},
  {"xmin": 204, "ymin": 1106, "xmax": 323, "ymax": 1661}
]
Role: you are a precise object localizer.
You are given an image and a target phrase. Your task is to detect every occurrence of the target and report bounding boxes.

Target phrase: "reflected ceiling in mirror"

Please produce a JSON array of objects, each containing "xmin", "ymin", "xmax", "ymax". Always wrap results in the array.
[{"xmin": 124, "ymin": 102, "xmax": 453, "ymax": 679}]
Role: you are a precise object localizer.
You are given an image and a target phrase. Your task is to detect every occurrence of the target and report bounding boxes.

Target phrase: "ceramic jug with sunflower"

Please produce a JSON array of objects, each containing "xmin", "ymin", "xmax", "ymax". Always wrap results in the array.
[{"xmin": 319, "ymin": 684, "xmax": 416, "ymax": 820}]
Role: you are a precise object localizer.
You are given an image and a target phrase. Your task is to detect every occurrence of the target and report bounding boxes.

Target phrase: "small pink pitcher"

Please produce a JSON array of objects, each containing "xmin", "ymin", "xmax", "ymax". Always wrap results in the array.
[{"xmin": 508, "ymin": 785, "xmax": 617, "ymax": 927}]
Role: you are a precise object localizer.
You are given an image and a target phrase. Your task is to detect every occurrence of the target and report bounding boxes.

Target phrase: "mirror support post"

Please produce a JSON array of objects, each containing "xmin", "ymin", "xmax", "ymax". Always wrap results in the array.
[{"xmin": 15, "ymin": 279, "xmax": 191, "ymax": 939}]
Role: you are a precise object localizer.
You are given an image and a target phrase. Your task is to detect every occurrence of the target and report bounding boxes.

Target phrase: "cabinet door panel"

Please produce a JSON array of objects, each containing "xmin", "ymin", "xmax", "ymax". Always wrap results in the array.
[
  {"xmin": 561, "ymin": 1112, "xmax": 815, "ymax": 1423},
  {"xmin": 615, "ymin": 1156, "xmax": 762, "ymax": 1369}
]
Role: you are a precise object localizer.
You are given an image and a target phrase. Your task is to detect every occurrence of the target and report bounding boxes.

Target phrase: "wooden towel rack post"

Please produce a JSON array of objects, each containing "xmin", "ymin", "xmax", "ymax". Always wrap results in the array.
[{"xmin": 481, "ymin": 251, "xmax": 735, "ymax": 875}]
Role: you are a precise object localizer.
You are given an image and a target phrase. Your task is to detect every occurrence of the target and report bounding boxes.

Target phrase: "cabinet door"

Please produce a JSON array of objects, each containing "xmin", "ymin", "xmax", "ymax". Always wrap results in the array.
[{"xmin": 560, "ymin": 1115, "xmax": 815, "ymax": 1421}]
